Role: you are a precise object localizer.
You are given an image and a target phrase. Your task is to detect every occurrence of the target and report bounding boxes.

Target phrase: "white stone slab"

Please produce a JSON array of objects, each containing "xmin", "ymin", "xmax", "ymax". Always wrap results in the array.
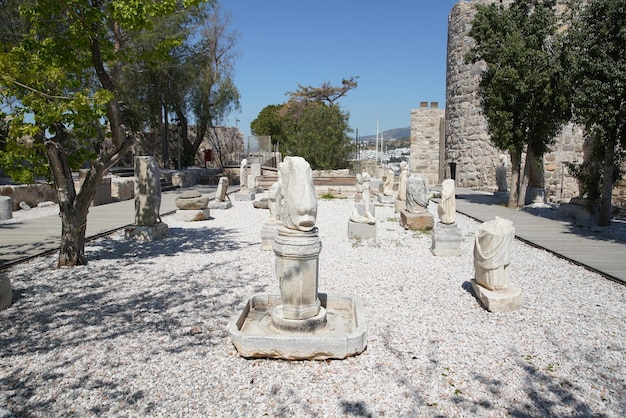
[
  {"xmin": 348, "ymin": 220, "xmax": 376, "ymax": 240},
  {"xmin": 471, "ymin": 279, "xmax": 523, "ymax": 313}
]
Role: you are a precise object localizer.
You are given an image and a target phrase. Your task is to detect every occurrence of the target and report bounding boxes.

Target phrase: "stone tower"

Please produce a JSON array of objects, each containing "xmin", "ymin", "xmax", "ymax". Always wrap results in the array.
[{"xmin": 444, "ymin": 0, "xmax": 583, "ymax": 200}]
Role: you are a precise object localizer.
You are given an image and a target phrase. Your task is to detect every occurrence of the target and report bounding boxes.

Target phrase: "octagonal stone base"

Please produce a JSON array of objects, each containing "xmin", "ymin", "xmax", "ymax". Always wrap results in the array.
[
  {"xmin": 227, "ymin": 293, "xmax": 367, "ymax": 360},
  {"xmin": 471, "ymin": 279, "xmax": 523, "ymax": 313},
  {"xmin": 209, "ymin": 200, "xmax": 232, "ymax": 210},
  {"xmin": 124, "ymin": 223, "xmax": 169, "ymax": 243}
]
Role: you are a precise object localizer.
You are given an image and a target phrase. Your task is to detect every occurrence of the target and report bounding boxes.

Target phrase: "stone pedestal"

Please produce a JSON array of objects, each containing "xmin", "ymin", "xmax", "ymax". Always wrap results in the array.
[
  {"xmin": 376, "ymin": 193, "xmax": 396, "ymax": 205},
  {"xmin": 272, "ymin": 226, "xmax": 323, "ymax": 325},
  {"xmin": 0, "ymin": 196, "xmax": 12, "ymax": 221},
  {"xmin": 399, "ymin": 210, "xmax": 434, "ymax": 231},
  {"xmin": 261, "ymin": 221, "xmax": 282, "ymax": 250},
  {"xmin": 233, "ymin": 192, "xmax": 255, "ymax": 201},
  {"xmin": 394, "ymin": 200, "xmax": 406, "ymax": 213},
  {"xmin": 124, "ymin": 223, "xmax": 169, "ymax": 243},
  {"xmin": 348, "ymin": 220, "xmax": 377, "ymax": 240},
  {"xmin": 0, "ymin": 274, "xmax": 12, "ymax": 310},
  {"xmin": 431, "ymin": 223, "xmax": 463, "ymax": 256},
  {"xmin": 175, "ymin": 208, "xmax": 210, "ymax": 222},
  {"xmin": 471, "ymin": 279, "xmax": 523, "ymax": 313},
  {"xmin": 208, "ymin": 200, "xmax": 232, "ymax": 210}
]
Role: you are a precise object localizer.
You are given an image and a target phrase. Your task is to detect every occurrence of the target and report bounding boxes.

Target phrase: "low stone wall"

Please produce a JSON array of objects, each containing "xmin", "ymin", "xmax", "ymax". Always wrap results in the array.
[{"xmin": 0, "ymin": 184, "xmax": 58, "ymax": 211}]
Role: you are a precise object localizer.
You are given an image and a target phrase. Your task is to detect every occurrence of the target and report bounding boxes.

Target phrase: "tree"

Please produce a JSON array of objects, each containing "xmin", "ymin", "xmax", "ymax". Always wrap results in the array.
[
  {"xmin": 565, "ymin": 0, "xmax": 626, "ymax": 226},
  {"xmin": 282, "ymin": 102, "xmax": 353, "ymax": 170},
  {"xmin": 0, "ymin": 0, "xmax": 209, "ymax": 267},
  {"xmin": 467, "ymin": 0, "xmax": 571, "ymax": 208},
  {"xmin": 250, "ymin": 78, "xmax": 357, "ymax": 170},
  {"xmin": 250, "ymin": 104, "xmax": 287, "ymax": 147},
  {"xmin": 186, "ymin": 4, "xmax": 240, "ymax": 168}
]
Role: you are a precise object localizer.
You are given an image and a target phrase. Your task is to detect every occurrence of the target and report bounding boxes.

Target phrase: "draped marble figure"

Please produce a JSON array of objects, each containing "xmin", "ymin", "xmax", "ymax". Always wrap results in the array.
[{"xmin": 405, "ymin": 173, "xmax": 429, "ymax": 214}]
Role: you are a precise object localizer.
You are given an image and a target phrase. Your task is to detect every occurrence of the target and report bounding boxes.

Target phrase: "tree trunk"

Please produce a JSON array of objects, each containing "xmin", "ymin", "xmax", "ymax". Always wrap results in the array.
[
  {"xmin": 58, "ymin": 206, "xmax": 88, "ymax": 266},
  {"xmin": 517, "ymin": 147, "xmax": 534, "ymax": 208},
  {"xmin": 598, "ymin": 142, "xmax": 615, "ymax": 226},
  {"xmin": 162, "ymin": 104, "xmax": 170, "ymax": 168},
  {"xmin": 508, "ymin": 151, "xmax": 522, "ymax": 209}
]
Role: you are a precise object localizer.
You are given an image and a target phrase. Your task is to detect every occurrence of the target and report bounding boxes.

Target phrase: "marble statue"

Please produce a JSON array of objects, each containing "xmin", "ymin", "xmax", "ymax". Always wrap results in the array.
[
  {"xmin": 355, "ymin": 173, "xmax": 364, "ymax": 204},
  {"xmin": 280, "ymin": 156, "xmax": 317, "ymax": 231},
  {"xmin": 268, "ymin": 180, "xmax": 281, "ymax": 222},
  {"xmin": 496, "ymin": 154, "xmax": 508, "ymax": 192},
  {"xmin": 405, "ymin": 173, "xmax": 429, "ymax": 214},
  {"xmin": 397, "ymin": 161, "xmax": 408, "ymax": 201},
  {"xmin": 437, "ymin": 179, "xmax": 456, "ymax": 225},
  {"xmin": 383, "ymin": 168, "xmax": 395, "ymax": 196},
  {"xmin": 240, "ymin": 158, "xmax": 248, "ymax": 192},
  {"xmin": 473, "ymin": 216, "xmax": 514, "ymax": 290},
  {"xmin": 362, "ymin": 172, "xmax": 373, "ymax": 216}
]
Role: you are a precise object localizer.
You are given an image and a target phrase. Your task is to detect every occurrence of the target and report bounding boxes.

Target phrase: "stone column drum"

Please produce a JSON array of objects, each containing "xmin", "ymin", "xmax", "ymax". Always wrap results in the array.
[
  {"xmin": 273, "ymin": 227, "xmax": 323, "ymax": 322},
  {"xmin": 134, "ymin": 156, "xmax": 161, "ymax": 226}
]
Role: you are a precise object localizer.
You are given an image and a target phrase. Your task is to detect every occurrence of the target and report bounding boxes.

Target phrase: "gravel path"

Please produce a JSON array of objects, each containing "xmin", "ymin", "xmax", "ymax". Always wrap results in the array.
[{"xmin": 1, "ymin": 195, "xmax": 625, "ymax": 417}]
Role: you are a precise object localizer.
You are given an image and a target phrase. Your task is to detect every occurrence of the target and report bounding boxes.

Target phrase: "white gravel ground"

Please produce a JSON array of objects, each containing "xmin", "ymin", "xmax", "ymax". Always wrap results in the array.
[{"xmin": 1, "ymin": 195, "xmax": 625, "ymax": 417}]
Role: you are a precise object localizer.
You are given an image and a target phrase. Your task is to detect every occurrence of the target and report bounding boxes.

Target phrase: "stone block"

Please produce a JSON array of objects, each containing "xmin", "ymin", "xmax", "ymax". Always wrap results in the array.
[
  {"xmin": 399, "ymin": 210, "xmax": 434, "ymax": 231},
  {"xmin": 0, "ymin": 196, "xmax": 12, "ymax": 221},
  {"xmin": 471, "ymin": 279, "xmax": 523, "ymax": 313},
  {"xmin": 431, "ymin": 223, "xmax": 463, "ymax": 257},
  {"xmin": 208, "ymin": 200, "xmax": 232, "ymax": 210},
  {"xmin": 376, "ymin": 194, "xmax": 396, "ymax": 205},
  {"xmin": 0, "ymin": 274, "xmax": 12, "ymax": 310},
  {"xmin": 125, "ymin": 223, "xmax": 169, "ymax": 243},
  {"xmin": 348, "ymin": 220, "xmax": 376, "ymax": 240},
  {"xmin": 175, "ymin": 209, "xmax": 210, "ymax": 222},
  {"xmin": 233, "ymin": 192, "xmax": 255, "ymax": 201}
]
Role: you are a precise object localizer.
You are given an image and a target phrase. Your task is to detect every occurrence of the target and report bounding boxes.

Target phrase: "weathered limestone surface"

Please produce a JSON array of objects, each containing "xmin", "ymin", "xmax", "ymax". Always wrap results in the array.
[
  {"xmin": 134, "ymin": 156, "xmax": 162, "ymax": 226},
  {"xmin": 0, "ymin": 184, "xmax": 57, "ymax": 210}
]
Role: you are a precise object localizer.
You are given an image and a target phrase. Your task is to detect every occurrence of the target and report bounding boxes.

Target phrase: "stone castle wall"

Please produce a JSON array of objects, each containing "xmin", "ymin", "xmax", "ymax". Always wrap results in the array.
[
  {"xmin": 409, "ymin": 102, "xmax": 445, "ymax": 186},
  {"xmin": 444, "ymin": 0, "xmax": 585, "ymax": 201}
]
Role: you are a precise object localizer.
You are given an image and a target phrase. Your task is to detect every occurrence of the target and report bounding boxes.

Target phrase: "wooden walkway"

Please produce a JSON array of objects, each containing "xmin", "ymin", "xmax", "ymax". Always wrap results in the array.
[
  {"xmin": 0, "ymin": 185, "xmax": 238, "ymax": 269},
  {"xmin": 452, "ymin": 189, "xmax": 626, "ymax": 285}
]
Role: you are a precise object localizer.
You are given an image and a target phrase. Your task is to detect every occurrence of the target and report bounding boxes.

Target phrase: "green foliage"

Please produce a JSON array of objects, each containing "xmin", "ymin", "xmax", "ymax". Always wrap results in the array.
[
  {"xmin": 250, "ymin": 104, "xmax": 287, "ymax": 146},
  {"xmin": 565, "ymin": 0, "xmax": 626, "ymax": 224},
  {"xmin": 467, "ymin": 0, "xmax": 571, "ymax": 156},
  {"xmin": 282, "ymin": 102, "xmax": 353, "ymax": 170},
  {"xmin": 251, "ymin": 78, "xmax": 357, "ymax": 170}
]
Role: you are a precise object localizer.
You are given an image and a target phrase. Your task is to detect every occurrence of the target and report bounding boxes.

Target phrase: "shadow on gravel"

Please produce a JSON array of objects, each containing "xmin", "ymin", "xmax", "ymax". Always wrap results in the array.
[{"xmin": 0, "ymin": 224, "xmax": 270, "ymax": 415}]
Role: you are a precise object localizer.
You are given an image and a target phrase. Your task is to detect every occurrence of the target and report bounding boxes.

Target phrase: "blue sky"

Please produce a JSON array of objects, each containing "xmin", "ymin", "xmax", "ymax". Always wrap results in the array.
[{"xmin": 219, "ymin": 0, "xmax": 460, "ymax": 139}]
